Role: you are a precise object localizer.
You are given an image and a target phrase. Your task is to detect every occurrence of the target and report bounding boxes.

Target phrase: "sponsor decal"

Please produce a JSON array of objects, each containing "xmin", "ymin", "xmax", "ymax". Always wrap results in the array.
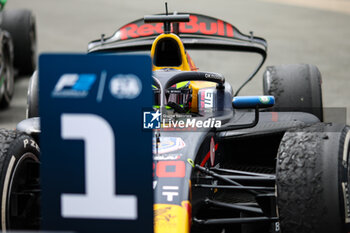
[
  {"xmin": 154, "ymin": 204, "xmax": 190, "ymax": 233},
  {"xmin": 119, "ymin": 14, "xmax": 234, "ymax": 41},
  {"xmin": 23, "ymin": 139, "xmax": 40, "ymax": 152},
  {"xmin": 153, "ymin": 137, "xmax": 185, "ymax": 154},
  {"xmin": 156, "ymin": 161, "xmax": 186, "ymax": 178},
  {"xmin": 204, "ymin": 73, "xmax": 221, "ymax": 81},
  {"xmin": 259, "ymin": 96, "xmax": 271, "ymax": 104},
  {"xmin": 52, "ymin": 72, "xmax": 143, "ymax": 101},
  {"xmin": 154, "ymin": 154, "xmax": 182, "ymax": 161},
  {"xmin": 52, "ymin": 73, "xmax": 96, "ymax": 98},
  {"xmin": 109, "ymin": 74, "xmax": 142, "ymax": 99},
  {"xmin": 144, "ymin": 110, "xmax": 161, "ymax": 129},
  {"xmin": 154, "ymin": 205, "xmax": 178, "ymax": 233},
  {"xmin": 154, "ymin": 206, "xmax": 175, "ymax": 222},
  {"xmin": 204, "ymin": 91, "xmax": 213, "ymax": 108},
  {"xmin": 179, "ymin": 15, "xmax": 232, "ymax": 36},
  {"xmin": 200, "ymin": 89, "xmax": 214, "ymax": 109},
  {"xmin": 162, "ymin": 186, "xmax": 179, "ymax": 202}
]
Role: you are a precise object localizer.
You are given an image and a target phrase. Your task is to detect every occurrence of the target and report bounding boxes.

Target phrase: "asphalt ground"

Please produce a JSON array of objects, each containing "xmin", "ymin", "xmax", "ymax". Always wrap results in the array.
[{"xmin": 0, "ymin": 0, "xmax": 350, "ymax": 129}]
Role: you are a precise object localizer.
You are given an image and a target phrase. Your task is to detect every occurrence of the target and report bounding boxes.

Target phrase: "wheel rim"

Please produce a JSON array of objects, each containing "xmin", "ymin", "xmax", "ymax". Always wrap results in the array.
[
  {"xmin": 4, "ymin": 61, "xmax": 14, "ymax": 99},
  {"xmin": 0, "ymin": 53, "xmax": 14, "ymax": 104},
  {"xmin": 0, "ymin": 55, "xmax": 5, "ymax": 98},
  {"xmin": 7, "ymin": 153, "xmax": 40, "ymax": 230}
]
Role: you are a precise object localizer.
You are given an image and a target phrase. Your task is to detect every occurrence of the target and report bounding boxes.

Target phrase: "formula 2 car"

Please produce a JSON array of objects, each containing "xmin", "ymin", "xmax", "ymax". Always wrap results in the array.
[
  {"xmin": 0, "ymin": 9, "xmax": 349, "ymax": 233},
  {"xmin": 0, "ymin": 0, "xmax": 37, "ymax": 108}
]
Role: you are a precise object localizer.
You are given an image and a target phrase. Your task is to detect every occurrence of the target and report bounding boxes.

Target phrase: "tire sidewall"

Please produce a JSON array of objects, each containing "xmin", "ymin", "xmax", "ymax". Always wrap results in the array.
[
  {"xmin": 263, "ymin": 64, "xmax": 323, "ymax": 121},
  {"xmin": 338, "ymin": 126, "xmax": 350, "ymax": 232},
  {"xmin": 0, "ymin": 133, "xmax": 39, "ymax": 230}
]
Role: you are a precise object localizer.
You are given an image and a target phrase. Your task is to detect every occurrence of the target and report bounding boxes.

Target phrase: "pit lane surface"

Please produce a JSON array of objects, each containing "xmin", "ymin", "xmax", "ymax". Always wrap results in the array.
[{"xmin": 1, "ymin": 0, "xmax": 350, "ymax": 129}]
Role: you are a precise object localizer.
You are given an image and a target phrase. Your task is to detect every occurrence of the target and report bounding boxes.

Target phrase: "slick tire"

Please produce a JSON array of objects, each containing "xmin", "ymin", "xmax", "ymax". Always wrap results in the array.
[
  {"xmin": 263, "ymin": 64, "xmax": 323, "ymax": 121},
  {"xmin": 0, "ymin": 32, "xmax": 14, "ymax": 109},
  {"xmin": 276, "ymin": 123, "xmax": 350, "ymax": 233},
  {"xmin": 0, "ymin": 129, "xmax": 40, "ymax": 230},
  {"xmin": 1, "ymin": 9, "xmax": 37, "ymax": 76}
]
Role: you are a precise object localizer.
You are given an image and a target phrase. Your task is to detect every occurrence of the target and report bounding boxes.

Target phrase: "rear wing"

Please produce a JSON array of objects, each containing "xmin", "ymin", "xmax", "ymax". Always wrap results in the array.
[
  {"xmin": 88, "ymin": 13, "xmax": 268, "ymax": 95},
  {"xmin": 88, "ymin": 13, "xmax": 267, "ymax": 54}
]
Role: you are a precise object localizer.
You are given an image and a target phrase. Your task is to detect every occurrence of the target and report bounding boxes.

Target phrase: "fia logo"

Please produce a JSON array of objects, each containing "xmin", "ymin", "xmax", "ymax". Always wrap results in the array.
[
  {"xmin": 109, "ymin": 74, "xmax": 142, "ymax": 99},
  {"xmin": 52, "ymin": 74, "xmax": 96, "ymax": 98},
  {"xmin": 143, "ymin": 110, "xmax": 161, "ymax": 129}
]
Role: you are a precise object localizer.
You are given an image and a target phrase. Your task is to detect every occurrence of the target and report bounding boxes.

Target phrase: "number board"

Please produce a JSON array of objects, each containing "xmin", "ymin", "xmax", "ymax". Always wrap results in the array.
[{"xmin": 39, "ymin": 54, "xmax": 153, "ymax": 233}]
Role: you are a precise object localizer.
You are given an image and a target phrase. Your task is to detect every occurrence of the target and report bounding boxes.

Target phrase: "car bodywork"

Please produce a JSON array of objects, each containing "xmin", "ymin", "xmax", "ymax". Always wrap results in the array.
[
  {"xmin": 14, "ymin": 11, "xmax": 325, "ymax": 233},
  {"xmin": 83, "ymin": 13, "xmax": 321, "ymax": 233}
]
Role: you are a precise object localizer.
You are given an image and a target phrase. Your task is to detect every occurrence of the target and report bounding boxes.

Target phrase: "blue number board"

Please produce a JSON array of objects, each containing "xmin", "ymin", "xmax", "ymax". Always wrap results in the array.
[{"xmin": 39, "ymin": 54, "xmax": 153, "ymax": 233}]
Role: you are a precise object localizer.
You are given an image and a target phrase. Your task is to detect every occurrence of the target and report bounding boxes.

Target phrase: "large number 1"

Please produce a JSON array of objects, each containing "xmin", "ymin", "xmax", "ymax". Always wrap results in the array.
[{"xmin": 60, "ymin": 114, "xmax": 137, "ymax": 219}]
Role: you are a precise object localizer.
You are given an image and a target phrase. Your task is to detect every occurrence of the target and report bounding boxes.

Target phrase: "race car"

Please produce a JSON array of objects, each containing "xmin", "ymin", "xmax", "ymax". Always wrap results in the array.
[
  {"xmin": 0, "ymin": 0, "xmax": 37, "ymax": 108},
  {"xmin": 0, "ymin": 10, "xmax": 349, "ymax": 233}
]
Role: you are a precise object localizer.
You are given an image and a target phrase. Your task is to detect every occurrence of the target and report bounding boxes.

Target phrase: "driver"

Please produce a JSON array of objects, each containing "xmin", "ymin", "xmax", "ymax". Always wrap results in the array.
[{"xmin": 153, "ymin": 81, "xmax": 192, "ymax": 113}]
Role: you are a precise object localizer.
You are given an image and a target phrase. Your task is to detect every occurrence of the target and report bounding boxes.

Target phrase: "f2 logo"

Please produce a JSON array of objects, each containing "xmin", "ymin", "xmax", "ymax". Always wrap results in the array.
[
  {"xmin": 61, "ymin": 114, "xmax": 137, "ymax": 219},
  {"xmin": 52, "ymin": 74, "xmax": 96, "ymax": 98}
]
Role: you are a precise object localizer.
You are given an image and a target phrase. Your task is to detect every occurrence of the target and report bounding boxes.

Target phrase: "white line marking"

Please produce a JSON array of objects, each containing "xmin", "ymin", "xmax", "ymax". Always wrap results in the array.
[
  {"xmin": 96, "ymin": 70, "xmax": 107, "ymax": 102},
  {"xmin": 2, "ymin": 156, "xmax": 16, "ymax": 231},
  {"xmin": 163, "ymin": 186, "xmax": 179, "ymax": 190}
]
